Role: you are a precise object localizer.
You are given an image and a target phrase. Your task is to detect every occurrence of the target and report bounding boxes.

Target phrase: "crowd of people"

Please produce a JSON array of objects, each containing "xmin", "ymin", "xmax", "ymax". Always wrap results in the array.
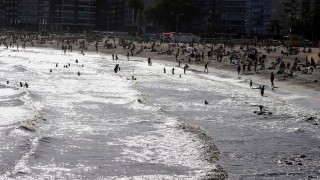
[{"xmin": 1, "ymin": 33, "xmax": 319, "ymax": 98}]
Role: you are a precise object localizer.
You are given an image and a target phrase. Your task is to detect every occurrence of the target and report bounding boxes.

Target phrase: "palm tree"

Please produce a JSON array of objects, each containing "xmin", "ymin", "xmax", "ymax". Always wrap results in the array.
[
  {"xmin": 267, "ymin": 19, "xmax": 282, "ymax": 38},
  {"xmin": 128, "ymin": 0, "xmax": 144, "ymax": 35}
]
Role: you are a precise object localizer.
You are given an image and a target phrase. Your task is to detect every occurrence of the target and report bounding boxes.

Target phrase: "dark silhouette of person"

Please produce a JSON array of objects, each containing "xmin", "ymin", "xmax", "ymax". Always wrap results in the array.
[
  {"xmin": 164, "ymin": 67, "xmax": 166, "ymax": 73},
  {"xmin": 260, "ymin": 86, "xmax": 265, "ymax": 96},
  {"xmin": 204, "ymin": 62, "xmax": 208, "ymax": 73},
  {"xmin": 147, "ymin": 57, "xmax": 152, "ymax": 66},
  {"xmin": 250, "ymin": 80, "xmax": 253, "ymax": 88},
  {"xmin": 237, "ymin": 65, "xmax": 241, "ymax": 75},
  {"xmin": 270, "ymin": 72, "xmax": 275, "ymax": 87},
  {"xmin": 77, "ymin": 71, "xmax": 81, "ymax": 76},
  {"xmin": 172, "ymin": 67, "xmax": 175, "ymax": 75}
]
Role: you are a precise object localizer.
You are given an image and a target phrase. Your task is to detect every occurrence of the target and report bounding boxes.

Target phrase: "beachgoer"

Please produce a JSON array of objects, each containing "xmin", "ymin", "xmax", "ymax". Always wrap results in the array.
[
  {"xmin": 172, "ymin": 67, "xmax": 175, "ymax": 75},
  {"xmin": 250, "ymin": 80, "xmax": 253, "ymax": 88},
  {"xmin": 147, "ymin": 57, "xmax": 152, "ymax": 66},
  {"xmin": 127, "ymin": 52, "xmax": 130, "ymax": 60},
  {"xmin": 270, "ymin": 72, "xmax": 275, "ymax": 87},
  {"xmin": 77, "ymin": 71, "xmax": 81, "ymax": 76},
  {"xmin": 204, "ymin": 62, "xmax": 209, "ymax": 73},
  {"xmin": 237, "ymin": 65, "xmax": 241, "ymax": 75},
  {"xmin": 260, "ymin": 86, "xmax": 265, "ymax": 96},
  {"xmin": 164, "ymin": 67, "xmax": 166, "ymax": 73}
]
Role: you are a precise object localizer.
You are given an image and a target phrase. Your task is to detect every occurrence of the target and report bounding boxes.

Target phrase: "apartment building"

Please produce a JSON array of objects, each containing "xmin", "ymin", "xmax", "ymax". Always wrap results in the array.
[
  {"xmin": 271, "ymin": 0, "xmax": 303, "ymax": 35},
  {"xmin": 215, "ymin": 0, "xmax": 247, "ymax": 34},
  {"xmin": 4, "ymin": 0, "xmax": 18, "ymax": 29},
  {"xmin": 246, "ymin": 0, "xmax": 272, "ymax": 35},
  {"xmin": 18, "ymin": 0, "xmax": 38, "ymax": 30},
  {"xmin": 53, "ymin": 0, "xmax": 96, "ymax": 32},
  {"xmin": 0, "ymin": 0, "xmax": 5, "ymax": 28}
]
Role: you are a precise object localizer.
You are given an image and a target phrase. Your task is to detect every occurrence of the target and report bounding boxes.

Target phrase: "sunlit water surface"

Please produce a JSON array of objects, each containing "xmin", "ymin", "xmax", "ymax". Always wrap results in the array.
[{"xmin": 0, "ymin": 47, "xmax": 319, "ymax": 179}]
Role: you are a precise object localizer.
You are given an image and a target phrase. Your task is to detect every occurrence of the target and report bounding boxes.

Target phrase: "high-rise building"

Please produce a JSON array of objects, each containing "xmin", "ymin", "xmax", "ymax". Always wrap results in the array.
[
  {"xmin": 0, "ymin": 0, "xmax": 5, "ymax": 28},
  {"xmin": 4, "ymin": 0, "xmax": 18, "ymax": 30},
  {"xmin": 246, "ymin": 0, "xmax": 272, "ymax": 35},
  {"xmin": 53, "ymin": 0, "xmax": 96, "ymax": 32},
  {"xmin": 271, "ymin": 0, "xmax": 303, "ymax": 35},
  {"xmin": 215, "ymin": 0, "xmax": 247, "ymax": 34},
  {"xmin": 18, "ymin": 0, "xmax": 39, "ymax": 30}
]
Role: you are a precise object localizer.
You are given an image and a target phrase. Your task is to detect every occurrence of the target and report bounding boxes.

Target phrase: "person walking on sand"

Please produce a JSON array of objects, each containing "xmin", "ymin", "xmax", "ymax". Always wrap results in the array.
[
  {"xmin": 147, "ymin": 57, "xmax": 152, "ymax": 66},
  {"xmin": 172, "ymin": 67, "xmax": 175, "ymax": 75},
  {"xmin": 237, "ymin": 64, "xmax": 241, "ymax": 75},
  {"xmin": 127, "ymin": 52, "xmax": 130, "ymax": 60},
  {"xmin": 260, "ymin": 85, "xmax": 265, "ymax": 96},
  {"xmin": 183, "ymin": 64, "xmax": 187, "ymax": 75},
  {"xmin": 204, "ymin": 62, "xmax": 209, "ymax": 74},
  {"xmin": 250, "ymin": 80, "xmax": 253, "ymax": 89},
  {"xmin": 270, "ymin": 72, "xmax": 275, "ymax": 87},
  {"xmin": 164, "ymin": 67, "xmax": 166, "ymax": 73}
]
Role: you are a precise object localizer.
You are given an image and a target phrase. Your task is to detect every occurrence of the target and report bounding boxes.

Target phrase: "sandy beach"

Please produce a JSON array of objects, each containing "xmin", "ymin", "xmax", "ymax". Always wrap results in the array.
[{"xmin": 17, "ymin": 35, "xmax": 319, "ymax": 96}]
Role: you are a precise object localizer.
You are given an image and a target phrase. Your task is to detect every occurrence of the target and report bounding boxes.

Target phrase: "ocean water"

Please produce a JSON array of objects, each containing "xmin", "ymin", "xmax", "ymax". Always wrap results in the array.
[{"xmin": 0, "ymin": 47, "xmax": 319, "ymax": 179}]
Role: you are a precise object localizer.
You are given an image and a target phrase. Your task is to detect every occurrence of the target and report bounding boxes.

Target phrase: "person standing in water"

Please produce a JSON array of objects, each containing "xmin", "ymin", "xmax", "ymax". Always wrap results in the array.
[
  {"xmin": 260, "ymin": 86, "xmax": 265, "ymax": 96},
  {"xmin": 204, "ymin": 62, "xmax": 208, "ymax": 74},
  {"xmin": 237, "ymin": 64, "xmax": 241, "ymax": 75},
  {"xmin": 147, "ymin": 57, "xmax": 152, "ymax": 66},
  {"xmin": 270, "ymin": 72, "xmax": 275, "ymax": 87}
]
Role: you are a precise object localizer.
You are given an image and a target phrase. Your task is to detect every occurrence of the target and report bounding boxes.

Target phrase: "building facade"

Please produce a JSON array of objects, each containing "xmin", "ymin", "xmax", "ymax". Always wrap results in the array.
[
  {"xmin": 0, "ymin": 0, "xmax": 312, "ymax": 35},
  {"xmin": 18, "ymin": 0, "xmax": 38, "ymax": 30},
  {"xmin": 245, "ymin": 0, "xmax": 272, "ymax": 35},
  {"xmin": 4, "ymin": 0, "xmax": 19, "ymax": 30},
  {"xmin": 271, "ymin": 0, "xmax": 303, "ymax": 35},
  {"xmin": 53, "ymin": 0, "xmax": 96, "ymax": 32},
  {"xmin": 215, "ymin": 0, "xmax": 247, "ymax": 34},
  {"xmin": 0, "ymin": 0, "xmax": 5, "ymax": 29}
]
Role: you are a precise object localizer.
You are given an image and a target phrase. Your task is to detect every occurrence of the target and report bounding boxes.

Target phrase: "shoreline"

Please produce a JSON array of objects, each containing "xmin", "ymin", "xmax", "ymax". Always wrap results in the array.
[{"xmin": 17, "ymin": 38, "xmax": 319, "ymax": 101}]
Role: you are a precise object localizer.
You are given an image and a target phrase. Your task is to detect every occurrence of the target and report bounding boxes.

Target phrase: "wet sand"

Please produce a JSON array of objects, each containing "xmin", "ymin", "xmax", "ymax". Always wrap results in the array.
[{"xmin": 20, "ymin": 36, "xmax": 320, "ymax": 97}]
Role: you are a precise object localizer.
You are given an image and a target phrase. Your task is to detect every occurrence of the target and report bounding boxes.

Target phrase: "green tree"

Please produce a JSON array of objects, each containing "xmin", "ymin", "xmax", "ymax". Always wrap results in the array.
[
  {"xmin": 128, "ymin": 0, "xmax": 144, "ymax": 35},
  {"xmin": 144, "ymin": 0, "xmax": 195, "ymax": 33},
  {"xmin": 267, "ymin": 19, "xmax": 282, "ymax": 38},
  {"xmin": 289, "ymin": 7, "xmax": 320, "ymax": 41},
  {"xmin": 289, "ymin": 18, "xmax": 304, "ymax": 35}
]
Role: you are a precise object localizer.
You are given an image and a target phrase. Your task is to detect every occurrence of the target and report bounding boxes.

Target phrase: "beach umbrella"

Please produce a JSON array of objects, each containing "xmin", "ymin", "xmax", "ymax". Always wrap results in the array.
[{"xmin": 186, "ymin": 47, "xmax": 194, "ymax": 53}]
